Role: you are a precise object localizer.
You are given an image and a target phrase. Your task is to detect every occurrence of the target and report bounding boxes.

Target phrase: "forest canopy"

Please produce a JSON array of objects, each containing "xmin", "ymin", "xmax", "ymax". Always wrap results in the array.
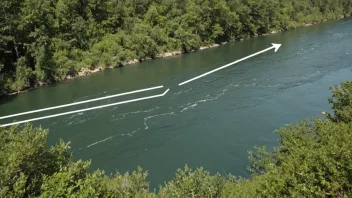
[
  {"xmin": 0, "ymin": 81, "xmax": 351, "ymax": 197},
  {"xmin": 1, "ymin": 0, "xmax": 352, "ymax": 94}
]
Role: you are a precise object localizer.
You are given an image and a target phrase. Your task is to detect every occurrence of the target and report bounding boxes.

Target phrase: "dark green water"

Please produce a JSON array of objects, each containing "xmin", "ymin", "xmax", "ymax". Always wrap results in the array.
[{"xmin": 1, "ymin": 19, "xmax": 351, "ymax": 189}]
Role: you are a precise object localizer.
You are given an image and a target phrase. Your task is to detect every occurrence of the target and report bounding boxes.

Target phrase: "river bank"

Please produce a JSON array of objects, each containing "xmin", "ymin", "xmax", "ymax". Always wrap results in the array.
[
  {"xmin": 1, "ymin": 18, "xmax": 351, "ymax": 189},
  {"xmin": 2, "ymin": 17, "xmax": 346, "ymax": 97}
]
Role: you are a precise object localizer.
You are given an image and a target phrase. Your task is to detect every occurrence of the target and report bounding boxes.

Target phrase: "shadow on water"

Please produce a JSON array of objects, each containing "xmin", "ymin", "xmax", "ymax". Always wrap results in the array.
[{"xmin": 0, "ymin": 94, "xmax": 18, "ymax": 106}]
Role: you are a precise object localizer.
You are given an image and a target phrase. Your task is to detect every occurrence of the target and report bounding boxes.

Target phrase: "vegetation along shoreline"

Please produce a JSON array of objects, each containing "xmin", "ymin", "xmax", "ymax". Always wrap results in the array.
[
  {"xmin": 1, "ymin": 0, "xmax": 351, "ymax": 96},
  {"xmin": 1, "ymin": 18, "xmax": 345, "ymax": 97},
  {"xmin": 1, "ymin": 80, "xmax": 351, "ymax": 197}
]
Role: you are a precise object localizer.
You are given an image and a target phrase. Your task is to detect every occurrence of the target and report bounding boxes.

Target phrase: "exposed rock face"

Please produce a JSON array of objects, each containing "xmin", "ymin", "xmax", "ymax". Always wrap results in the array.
[
  {"xmin": 66, "ymin": 75, "xmax": 74, "ymax": 80},
  {"xmin": 157, "ymin": 51, "xmax": 182, "ymax": 58},
  {"xmin": 123, "ymin": 59, "xmax": 139, "ymax": 65},
  {"xmin": 78, "ymin": 67, "xmax": 103, "ymax": 76},
  {"xmin": 200, "ymin": 44, "xmax": 220, "ymax": 50}
]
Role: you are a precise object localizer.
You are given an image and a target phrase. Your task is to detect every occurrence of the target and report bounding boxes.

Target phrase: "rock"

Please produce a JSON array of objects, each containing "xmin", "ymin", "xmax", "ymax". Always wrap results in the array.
[
  {"xmin": 66, "ymin": 75, "xmax": 74, "ymax": 80},
  {"xmin": 170, "ymin": 51, "xmax": 181, "ymax": 56},
  {"xmin": 157, "ymin": 50, "xmax": 182, "ymax": 58},
  {"xmin": 123, "ymin": 59, "xmax": 139, "ymax": 65},
  {"xmin": 90, "ymin": 66, "xmax": 103, "ymax": 73},
  {"xmin": 200, "ymin": 44, "xmax": 220, "ymax": 50},
  {"xmin": 200, "ymin": 46, "xmax": 208, "ymax": 50}
]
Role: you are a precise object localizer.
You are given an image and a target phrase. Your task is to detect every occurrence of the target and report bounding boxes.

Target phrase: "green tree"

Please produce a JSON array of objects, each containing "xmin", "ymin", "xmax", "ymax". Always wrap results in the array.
[
  {"xmin": 90, "ymin": 34, "xmax": 126, "ymax": 68},
  {"xmin": 327, "ymin": 81, "xmax": 352, "ymax": 123},
  {"xmin": 159, "ymin": 165, "xmax": 230, "ymax": 198},
  {"xmin": 223, "ymin": 80, "xmax": 352, "ymax": 197},
  {"xmin": 10, "ymin": 57, "xmax": 33, "ymax": 92},
  {"xmin": 0, "ymin": 124, "xmax": 154, "ymax": 197},
  {"xmin": 1, "ymin": 0, "xmax": 351, "ymax": 96},
  {"xmin": 1, "ymin": 80, "xmax": 352, "ymax": 197}
]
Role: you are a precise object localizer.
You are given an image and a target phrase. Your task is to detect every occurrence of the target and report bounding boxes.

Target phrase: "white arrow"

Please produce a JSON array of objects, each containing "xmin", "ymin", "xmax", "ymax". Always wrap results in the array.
[
  {"xmin": 179, "ymin": 43, "xmax": 282, "ymax": 86},
  {"xmin": 0, "ymin": 89, "xmax": 170, "ymax": 127},
  {"xmin": 0, "ymin": 85, "xmax": 164, "ymax": 120}
]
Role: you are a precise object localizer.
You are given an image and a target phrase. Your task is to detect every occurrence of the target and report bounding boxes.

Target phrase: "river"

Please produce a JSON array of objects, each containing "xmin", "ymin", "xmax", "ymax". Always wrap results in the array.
[{"xmin": 0, "ymin": 19, "xmax": 351, "ymax": 189}]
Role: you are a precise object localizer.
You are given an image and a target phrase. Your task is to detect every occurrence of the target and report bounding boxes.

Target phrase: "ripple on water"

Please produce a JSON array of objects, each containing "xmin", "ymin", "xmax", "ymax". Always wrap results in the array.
[
  {"xmin": 109, "ymin": 107, "xmax": 160, "ymax": 122},
  {"xmin": 144, "ymin": 112, "xmax": 175, "ymax": 129},
  {"xmin": 178, "ymin": 87, "xmax": 228, "ymax": 113},
  {"xmin": 86, "ymin": 128, "xmax": 141, "ymax": 148}
]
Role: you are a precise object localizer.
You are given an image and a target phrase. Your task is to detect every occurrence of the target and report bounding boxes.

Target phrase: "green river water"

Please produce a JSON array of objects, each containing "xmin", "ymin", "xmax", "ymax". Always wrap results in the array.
[{"xmin": 1, "ymin": 19, "xmax": 351, "ymax": 189}]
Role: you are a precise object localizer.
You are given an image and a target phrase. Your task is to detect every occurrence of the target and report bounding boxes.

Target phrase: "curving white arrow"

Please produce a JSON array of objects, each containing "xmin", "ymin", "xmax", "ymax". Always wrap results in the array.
[{"xmin": 179, "ymin": 43, "xmax": 282, "ymax": 86}]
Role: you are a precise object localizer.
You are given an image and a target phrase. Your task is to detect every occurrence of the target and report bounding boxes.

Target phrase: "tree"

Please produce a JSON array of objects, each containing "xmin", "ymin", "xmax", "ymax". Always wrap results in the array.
[
  {"xmin": 11, "ymin": 57, "xmax": 33, "ymax": 91},
  {"xmin": 223, "ymin": 80, "xmax": 352, "ymax": 197},
  {"xmin": 159, "ymin": 165, "xmax": 230, "ymax": 198},
  {"xmin": 327, "ymin": 81, "xmax": 352, "ymax": 123},
  {"xmin": 0, "ymin": 124, "xmax": 154, "ymax": 197},
  {"xmin": 1, "ymin": 0, "xmax": 351, "ymax": 94},
  {"xmin": 1, "ymin": 80, "xmax": 352, "ymax": 197}
]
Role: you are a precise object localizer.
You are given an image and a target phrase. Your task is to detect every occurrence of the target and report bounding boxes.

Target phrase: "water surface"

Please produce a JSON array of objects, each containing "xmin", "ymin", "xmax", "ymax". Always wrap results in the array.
[{"xmin": 1, "ymin": 19, "xmax": 351, "ymax": 189}]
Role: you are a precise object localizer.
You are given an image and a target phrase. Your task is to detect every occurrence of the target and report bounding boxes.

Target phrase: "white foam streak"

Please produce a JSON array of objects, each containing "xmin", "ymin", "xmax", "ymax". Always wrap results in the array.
[
  {"xmin": 144, "ymin": 112, "xmax": 175, "ymax": 129},
  {"xmin": 110, "ymin": 107, "xmax": 160, "ymax": 121},
  {"xmin": 87, "ymin": 136, "xmax": 114, "ymax": 148}
]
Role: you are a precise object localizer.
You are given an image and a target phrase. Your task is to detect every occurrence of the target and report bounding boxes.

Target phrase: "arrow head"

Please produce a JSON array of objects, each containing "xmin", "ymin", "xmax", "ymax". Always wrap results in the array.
[{"xmin": 271, "ymin": 43, "xmax": 282, "ymax": 52}]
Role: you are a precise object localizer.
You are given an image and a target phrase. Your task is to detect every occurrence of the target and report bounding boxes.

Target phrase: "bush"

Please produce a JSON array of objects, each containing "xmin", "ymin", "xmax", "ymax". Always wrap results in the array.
[
  {"xmin": 327, "ymin": 81, "xmax": 352, "ymax": 123},
  {"xmin": 223, "ymin": 81, "xmax": 352, "ymax": 197},
  {"xmin": 0, "ymin": 81, "xmax": 351, "ymax": 197},
  {"xmin": 10, "ymin": 57, "xmax": 33, "ymax": 92},
  {"xmin": 1, "ymin": 0, "xmax": 352, "ymax": 94},
  {"xmin": 159, "ymin": 165, "xmax": 230, "ymax": 198},
  {"xmin": 0, "ymin": 124, "xmax": 154, "ymax": 197}
]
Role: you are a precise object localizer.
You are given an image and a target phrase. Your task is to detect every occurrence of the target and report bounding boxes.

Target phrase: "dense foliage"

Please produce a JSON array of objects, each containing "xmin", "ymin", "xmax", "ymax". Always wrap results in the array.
[
  {"xmin": 0, "ymin": 125, "xmax": 154, "ymax": 197},
  {"xmin": 1, "ymin": 0, "xmax": 351, "ymax": 94},
  {"xmin": 222, "ymin": 81, "xmax": 352, "ymax": 197},
  {"xmin": 0, "ymin": 81, "xmax": 351, "ymax": 197}
]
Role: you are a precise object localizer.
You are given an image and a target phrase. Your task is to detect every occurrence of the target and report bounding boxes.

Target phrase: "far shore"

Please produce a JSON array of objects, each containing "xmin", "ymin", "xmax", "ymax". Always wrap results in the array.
[{"xmin": 2, "ymin": 17, "xmax": 345, "ymax": 97}]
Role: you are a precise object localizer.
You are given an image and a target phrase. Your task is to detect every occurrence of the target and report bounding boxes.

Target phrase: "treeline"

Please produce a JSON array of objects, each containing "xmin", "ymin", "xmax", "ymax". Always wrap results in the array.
[
  {"xmin": 1, "ymin": 0, "xmax": 352, "ymax": 94},
  {"xmin": 1, "ymin": 81, "xmax": 351, "ymax": 197}
]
